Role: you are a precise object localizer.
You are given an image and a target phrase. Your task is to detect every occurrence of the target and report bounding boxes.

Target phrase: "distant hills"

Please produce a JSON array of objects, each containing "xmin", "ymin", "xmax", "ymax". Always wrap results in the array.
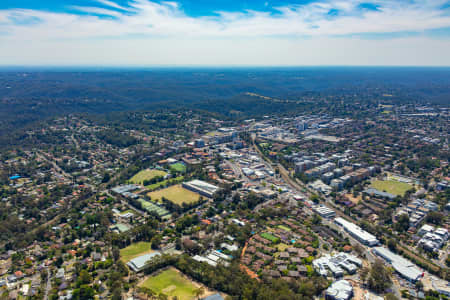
[{"xmin": 1, "ymin": 67, "xmax": 449, "ymax": 137}]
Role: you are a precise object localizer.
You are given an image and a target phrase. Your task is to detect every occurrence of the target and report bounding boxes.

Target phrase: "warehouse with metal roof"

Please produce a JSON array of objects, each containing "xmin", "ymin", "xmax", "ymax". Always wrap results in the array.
[
  {"xmin": 334, "ymin": 217, "xmax": 378, "ymax": 246},
  {"xmin": 182, "ymin": 180, "xmax": 219, "ymax": 198},
  {"xmin": 372, "ymin": 247, "xmax": 423, "ymax": 282},
  {"xmin": 126, "ymin": 252, "xmax": 161, "ymax": 272}
]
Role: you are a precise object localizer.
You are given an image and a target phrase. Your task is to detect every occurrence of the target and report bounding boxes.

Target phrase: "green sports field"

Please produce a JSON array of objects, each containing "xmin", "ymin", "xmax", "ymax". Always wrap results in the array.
[
  {"xmin": 147, "ymin": 184, "xmax": 200, "ymax": 205},
  {"xmin": 170, "ymin": 163, "xmax": 187, "ymax": 173},
  {"xmin": 370, "ymin": 180, "xmax": 413, "ymax": 197},
  {"xmin": 139, "ymin": 268, "xmax": 199, "ymax": 300},
  {"xmin": 120, "ymin": 242, "xmax": 154, "ymax": 262},
  {"xmin": 129, "ymin": 169, "xmax": 167, "ymax": 184}
]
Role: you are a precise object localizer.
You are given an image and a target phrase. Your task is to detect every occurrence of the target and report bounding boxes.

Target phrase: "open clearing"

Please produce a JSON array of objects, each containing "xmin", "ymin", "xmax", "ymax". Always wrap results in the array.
[
  {"xmin": 120, "ymin": 242, "xmax": 153, "ymax": 262},
  {"xmin": 139, "ymin": 268, "xmax": 199, "ymax": 300},
  {"xmin": 147, "ymin": 184, "xmax": 200, "ymax": 205},
  {"xmin": 370, "ymin": 180, "xmax": 413, "ymax": 197},
  {"xmin": 344, "ymin": 193, "xmax": 361, "ymax": 205},
  {"xmin": 130, "ymin": 169, "xmax": 167, "ymax": 184}
]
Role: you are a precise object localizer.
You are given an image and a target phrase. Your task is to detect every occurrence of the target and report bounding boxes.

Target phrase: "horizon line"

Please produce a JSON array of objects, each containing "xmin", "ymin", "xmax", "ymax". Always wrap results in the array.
[{"xmin": 1, "ymin": 65, "xmax": 450, "ymax": 69}]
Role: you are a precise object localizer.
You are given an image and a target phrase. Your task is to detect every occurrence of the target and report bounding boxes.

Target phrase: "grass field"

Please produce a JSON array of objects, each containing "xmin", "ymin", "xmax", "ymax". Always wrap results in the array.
[
  {"xmin": 120, "ymin": 242, "xmax": 153, "ymax": 262},
  {"xmin": 147, "ymin": 184, "xmax": 200, "ymax": 205},
  {"xmin": 130, "ymin": 169, "xmax": 167, "ymax": 184},
  {"xmin": 370, "ymin": 180, "xmax": 413, "ymax": 197},
  {"xmin": 170, "ymin": 163, "xmax": 187, "ymax": 173},
  {"xmin": 145, "ymin": 176, "xmax": 184, "ymax": 191},
  {"xmin": 139, "ymin": 268, "xmax": 198, "ymax": 300}
]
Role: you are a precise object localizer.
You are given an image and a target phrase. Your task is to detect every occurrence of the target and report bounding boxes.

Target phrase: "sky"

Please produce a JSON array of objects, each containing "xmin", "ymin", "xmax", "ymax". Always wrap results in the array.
[{"xmin": 0, "ymin": 0, "xmax": 450, "ymax": 66}]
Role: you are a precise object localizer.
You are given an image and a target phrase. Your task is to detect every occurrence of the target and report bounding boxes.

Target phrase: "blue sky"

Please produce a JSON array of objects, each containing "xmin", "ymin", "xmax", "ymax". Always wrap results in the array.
[
  {"xmin": 0, "ymin": 0, "xmax": 450, "ymax": 66},
  {"xmin": 0, "ymin": 0, "xmax": 318, "ymax": 15}
]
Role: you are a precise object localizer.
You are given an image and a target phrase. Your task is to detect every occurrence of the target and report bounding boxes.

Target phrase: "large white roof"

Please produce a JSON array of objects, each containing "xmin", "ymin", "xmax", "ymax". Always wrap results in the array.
[{"xmin": 373, "ymin": 247, "xmax": 423, "ymax": 282}]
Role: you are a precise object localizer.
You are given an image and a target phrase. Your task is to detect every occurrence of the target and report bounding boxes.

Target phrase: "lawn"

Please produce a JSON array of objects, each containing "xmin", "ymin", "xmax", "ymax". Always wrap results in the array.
[
  {"xmin": 130, "ymin": 169, "xmax": 167, "ymax": 184},
  {"xmin": 147, "ymin": 184, "xmax": 200, "ymax": 205},
  {"xmin": 261, "ymin": 232, "xmax": 280, "ymax": 243},
  {"xmin": 120, "ymin": 242, "xmax": 153, "ymax": 262},
  {"xmin": 206, "ymin": 131, "xmax": 219, "ymax": 136},
  {"xmin": 170, "ymin": 163, "xmax": 187, "ymax": 173},
  {"xmin": 139, "ymin": 268, "xmax": 199, "ymax": 300},
  {"xmin": 277, "ymin": 225, "xmax": 292, "ymax": 232},
  {"xmin": 370, "ymin": 180, "xmax": 413, "ymax": 197},
  {"xmin": 276, "ymin": 243, "xmax": 290, "ymax": 252}
]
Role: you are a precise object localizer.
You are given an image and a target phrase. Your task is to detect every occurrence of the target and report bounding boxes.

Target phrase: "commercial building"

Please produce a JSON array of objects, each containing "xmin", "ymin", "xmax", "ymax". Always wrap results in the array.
[
  {"xmin": 325, "ymin": 280, "xmax": 353, "ymax": 300},
  {"xmin": 220, "ymin": 243, "xmax": 239, "ymax": 252},
  {"xmin": 308, "ymin": 180, "xmax": 332, "ymax": 194},
  {"xmin": 182, "ymin": 180, "xmax": 219, "ymax": 198},
  {"xmin": 372, "ymin": 247, "xmax": 423, "ymax": 282},
  {"xmin": 242, "ymin": 168, "xmax": 255, "ymax": 176},
  {"xmin": 334, "ymin": 217, "xmax": 378, "ymax": 246},
  {"xmin": 193, "ymin": 250, "xmax": 231, "ymax": 267},
  {"xmin": 111, "ymin": 184, "xmax": 140, "ymax": 196},
  {"xmin": 330, "ymin": 179, "xmax": 344, "ymax": 190},
  {"xmin": 322, "ymin": 172, "xmax": 335, "ymax": 184},
  {"xmin": 127, "ymin": 252, "xmax": 161, "ymax": 272},
  {"xmin": 313, "ymin": 253, "xmax": 362, "ymax": 278},
  {"xmin": 418, "ymin": 226, "xmax": 448, "ymax": 252},
  {"xmin": 193, "ymin": 255, "xmax": 217, "ymax": 267},
  {"xmin": 417, "ymin": 224, "xmax": 435, "ymax": 236},
  {"xmin": 194, "ymin": 139, "xmax": 205, "ymax": 148},
  {"xmin": 314, "ymin": 205, "xmax": 336, "ymax": 219},
  {"xmin": 432, "ymin": 278, "xmax": 450, "ymax": 297},
  {"xmin": 364, "ymin": 188, "xmax": 396, "ymax": 200}
]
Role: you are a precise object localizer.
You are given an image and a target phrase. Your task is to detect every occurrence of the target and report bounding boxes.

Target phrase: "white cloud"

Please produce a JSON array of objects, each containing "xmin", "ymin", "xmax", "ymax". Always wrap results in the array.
[
  {"xmin": 95, "ymin": 0, "xmax": 133, "ymax": 11},
  {"xmin": 0, "ymin": 0, "xmax": 449, "ymax": 65},
  {"xmin": 1, "ymin": 0, "xmax": 450, "ymax": 38},
  {"xmin": 69, "ymin": 6, "xmax": 123, "ymax": 18}
]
